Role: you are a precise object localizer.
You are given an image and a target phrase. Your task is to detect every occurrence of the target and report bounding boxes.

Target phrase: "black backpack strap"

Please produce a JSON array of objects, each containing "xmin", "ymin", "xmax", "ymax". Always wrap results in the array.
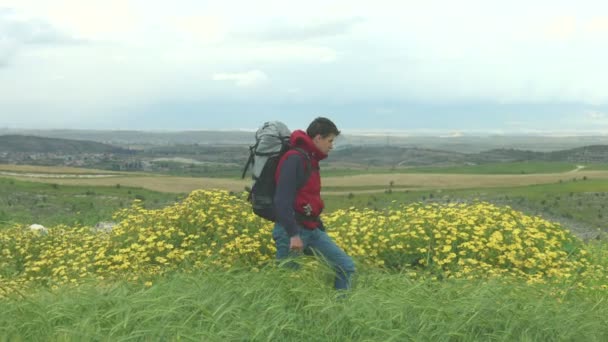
[{"xmin": 241, "ymin": 143, "xmax": 257, "ymax": 179}]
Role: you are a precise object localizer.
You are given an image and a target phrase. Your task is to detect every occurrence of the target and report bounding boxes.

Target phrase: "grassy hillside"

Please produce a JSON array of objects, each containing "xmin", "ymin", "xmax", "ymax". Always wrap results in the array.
[
  {"xmin": 329, "ymin": 144, "xmax": 608, "ymax": 168},
  {"xmin": 546, "ymin": 145, "xmax": 608, "ymax": 163},
  {"xmin": 1, "ymin": 189, "xmax": 607, "ymax": 341},
  {"xmin": 0, "ymin": 135, "xmax": 130, "ymax": 154},
  {"xmin": 330, "ymin": 146, "xmax": 466, "ymax": 167}
]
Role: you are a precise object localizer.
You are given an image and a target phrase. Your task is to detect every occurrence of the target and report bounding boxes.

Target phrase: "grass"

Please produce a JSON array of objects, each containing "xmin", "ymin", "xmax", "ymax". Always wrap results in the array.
[
  {"xmin": 0, "ymin": 177, "xmax": 184, "ymax": 227},
  {"xmin": 14, "ymin": 169, "xmax": 608, "ymax": 195},
  {"xmin": 323, "ymin": 184, "xmax": 423, "ymax": 192},
  {"xmin": 396, "ymin": 161, "xmax": 579, "ymax": 174},
  {"xmin": 322, "ymin": 162, "xmax": 579, "ymax": 177},
  {"xmin": 1, "ymin": 262, "xmax": 607, "ymax": 341},
  {"xmin": 584, "ymin": 164, "xmax": 608, "ymax": 171}
]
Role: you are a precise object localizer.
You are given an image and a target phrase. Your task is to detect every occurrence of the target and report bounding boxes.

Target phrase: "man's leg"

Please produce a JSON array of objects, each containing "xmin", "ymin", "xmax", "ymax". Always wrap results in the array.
[
  {"xmin": 272, "ymin": 223, "xmax": 305, "ymax": 268},
  {"xmin": 307, "ymin": 229, "xmax": 355, "ymax": 290}
]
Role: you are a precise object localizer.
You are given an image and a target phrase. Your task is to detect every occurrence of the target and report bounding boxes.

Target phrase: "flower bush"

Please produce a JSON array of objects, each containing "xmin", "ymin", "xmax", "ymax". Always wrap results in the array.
[{"xmin": 0, "ymin": 190, "xmax": 603, "ymax": 297}]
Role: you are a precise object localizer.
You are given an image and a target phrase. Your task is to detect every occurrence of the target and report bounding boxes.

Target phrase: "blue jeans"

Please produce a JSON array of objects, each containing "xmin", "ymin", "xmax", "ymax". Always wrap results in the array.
[{"xmin": 272, "ymin": 223, "xmax": 355, "ymax": 290}]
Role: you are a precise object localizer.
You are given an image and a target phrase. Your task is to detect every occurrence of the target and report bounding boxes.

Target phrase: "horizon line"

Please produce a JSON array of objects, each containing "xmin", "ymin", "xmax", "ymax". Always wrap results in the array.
[{"xmin": 2, "ymin": 127, "xmax": 608, "ymax": 138}]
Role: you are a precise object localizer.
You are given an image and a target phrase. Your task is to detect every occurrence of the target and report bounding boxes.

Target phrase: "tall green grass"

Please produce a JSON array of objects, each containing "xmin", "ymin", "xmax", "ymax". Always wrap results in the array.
[
  {"xmin": 0, "ymin": 177, "xmax": 183, "ymax": 227},
  {"xmin": 1, "ymin": 262, "xmax": 607, "ymax": 341}
]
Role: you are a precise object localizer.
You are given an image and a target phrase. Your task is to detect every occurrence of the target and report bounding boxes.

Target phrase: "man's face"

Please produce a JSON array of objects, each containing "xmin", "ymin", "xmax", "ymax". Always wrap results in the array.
[{"xmin": 313, "ymin": 133, "xmax": 337, "ymax": 155}]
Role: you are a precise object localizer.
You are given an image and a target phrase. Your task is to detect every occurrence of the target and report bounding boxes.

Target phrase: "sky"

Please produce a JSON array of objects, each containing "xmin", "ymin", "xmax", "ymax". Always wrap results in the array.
[{"xmin": 1, "ymin": 0, "xmax": 608, "ymax": 134}]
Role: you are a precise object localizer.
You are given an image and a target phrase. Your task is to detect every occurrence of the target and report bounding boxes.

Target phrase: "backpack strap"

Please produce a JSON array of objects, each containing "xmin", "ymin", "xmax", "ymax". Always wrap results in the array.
[
  {"xmin": 287, "ymin": 147, "xmax": 321, "ymax": 223},
  {"xmin": 241, "ymin": 141, "xmax": 258, "ymax": 179},
  {"xmin": 291, "ymin": 147, "xmax": 313, "ymax": 189}
]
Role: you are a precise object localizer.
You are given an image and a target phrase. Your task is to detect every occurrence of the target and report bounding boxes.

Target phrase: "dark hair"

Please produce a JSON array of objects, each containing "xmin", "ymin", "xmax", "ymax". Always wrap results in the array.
[{"xmin": 306, "ymin": 117, "xmax": 340, "ymax": 138}]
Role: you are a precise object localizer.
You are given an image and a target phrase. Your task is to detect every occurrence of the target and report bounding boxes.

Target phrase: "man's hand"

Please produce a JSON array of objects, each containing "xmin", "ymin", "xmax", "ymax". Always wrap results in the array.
[{"xmin": 290, "ymin": 235, "xmax": 303, "ymax": 252}]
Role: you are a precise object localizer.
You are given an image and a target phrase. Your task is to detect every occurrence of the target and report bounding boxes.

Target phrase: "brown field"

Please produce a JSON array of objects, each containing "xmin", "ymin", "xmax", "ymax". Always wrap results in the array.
[
  {"xmin": 3, "ymin": 164, "xmax": 608, "ymax": 194},
  {"xmin": 5, "ymin": 175, "xmax": 250, "ymax": 193}
]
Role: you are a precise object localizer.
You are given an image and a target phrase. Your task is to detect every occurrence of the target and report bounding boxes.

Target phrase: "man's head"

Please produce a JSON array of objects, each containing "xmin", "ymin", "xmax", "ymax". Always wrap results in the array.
[{"xmin": 307, "ymin": 117, "xmax": 340, "ymax": 155}]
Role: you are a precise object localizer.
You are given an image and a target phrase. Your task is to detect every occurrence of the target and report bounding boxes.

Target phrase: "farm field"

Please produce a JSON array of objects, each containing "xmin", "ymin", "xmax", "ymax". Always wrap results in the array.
[
  {"xmin": 3, "ymin": 163, "xmax": 608, "ymax": 195},
  {"xmin": 0, "ymin": 164, "xmax": 130, "ymax": 175},
  {"xmin": 322, "ymin": 161, "xmax": 585, "ymax": 177}
]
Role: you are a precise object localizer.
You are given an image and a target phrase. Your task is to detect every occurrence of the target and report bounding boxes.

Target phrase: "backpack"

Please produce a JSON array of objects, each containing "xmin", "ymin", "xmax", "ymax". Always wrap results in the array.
[{"xmin": 241, "ymin": 121, "xmax": 312, "ymax": 222}]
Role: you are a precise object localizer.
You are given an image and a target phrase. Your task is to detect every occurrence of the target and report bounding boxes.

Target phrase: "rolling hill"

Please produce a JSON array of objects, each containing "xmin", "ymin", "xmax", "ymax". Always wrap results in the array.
[{"xmin": 0, "ymin": 135, "xmax": 131, "ymax": 154}]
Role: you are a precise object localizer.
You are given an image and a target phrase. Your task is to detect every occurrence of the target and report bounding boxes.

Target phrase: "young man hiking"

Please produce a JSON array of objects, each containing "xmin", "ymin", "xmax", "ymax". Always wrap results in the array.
[{"xmin": 272, "ymin": 117, "xmax": 355, "ymax": 290}]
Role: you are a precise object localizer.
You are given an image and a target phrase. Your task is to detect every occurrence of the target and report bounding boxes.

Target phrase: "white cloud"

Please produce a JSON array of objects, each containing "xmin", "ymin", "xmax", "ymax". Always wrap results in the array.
[
  {"xmin": 2, "ymin": 0, "xmax": 608, "ymax": 130},
  {"xmin": 587, "ymin": 111, "xmax": 606, "ymax": 120},
  {"xmin": 439, "ymin": 131, "xmax": 464, "ymax": 138},
  {"xmin": 506, "ymin": 121, "xmax": 528, "ymax": 127},
  {"xmin": 213, "ymin": 70, "xmax": 269, "ymax": 87},
  {"xmin": 0, "ymin": 0, "xmax": 140, "ymax": 41},
  {"xmin": 0, "ymin": 7, "xmax": 81, "ymax": 66},
  {"xmin": 169, "ymin": 15, "xmax": 228, "ymax": 44},
  {"xmin": 245, "ymin": 17, "xmax": 364, "ymax": 42},
  {"xmin": 543, "ymin": 16, "xmax": 578, "ymax": 40},
  {"xmin": 247, "ymin": 45, "xmax": 336, "ymax": 63}
]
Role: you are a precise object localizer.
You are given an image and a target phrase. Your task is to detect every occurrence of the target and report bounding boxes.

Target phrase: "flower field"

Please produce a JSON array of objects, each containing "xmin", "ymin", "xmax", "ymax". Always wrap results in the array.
[{"xmin": 1, "ymin": 189, "xmax": 606, "ymax": 298}]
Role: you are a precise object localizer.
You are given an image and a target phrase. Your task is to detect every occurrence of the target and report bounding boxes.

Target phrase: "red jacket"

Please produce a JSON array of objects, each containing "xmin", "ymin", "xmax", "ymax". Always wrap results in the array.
[{"xmin": 275, "ymin": 130, "xmax": 327, "ymax": 229}]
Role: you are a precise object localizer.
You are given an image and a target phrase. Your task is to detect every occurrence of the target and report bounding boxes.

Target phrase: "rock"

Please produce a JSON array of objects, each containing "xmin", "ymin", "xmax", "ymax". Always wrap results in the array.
[
  {"xmin": 93, "ymin": 221, "xmax": 116, "ymax": 233},
  {"xmin": 29, "ymin": 224, "xmax": 48, "ymax": 234}
]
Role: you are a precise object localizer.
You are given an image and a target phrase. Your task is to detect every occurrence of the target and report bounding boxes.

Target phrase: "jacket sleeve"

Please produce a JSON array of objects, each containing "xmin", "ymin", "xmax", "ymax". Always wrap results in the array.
[{"xmin": 274, "ymin": 154, "xmax": 305, "ymax": 237}]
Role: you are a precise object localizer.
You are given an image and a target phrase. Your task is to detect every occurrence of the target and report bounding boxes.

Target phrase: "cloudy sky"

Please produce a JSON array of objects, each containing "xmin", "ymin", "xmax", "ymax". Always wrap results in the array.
[{"xmin": 1, "ymin": 0, "xmax": 608, "ymax": 134}]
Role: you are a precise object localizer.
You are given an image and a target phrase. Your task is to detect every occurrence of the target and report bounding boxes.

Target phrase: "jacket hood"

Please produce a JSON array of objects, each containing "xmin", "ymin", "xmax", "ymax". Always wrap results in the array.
[{"xmin": 289, "ymin": 130, "xmax": 328, "ymax": 161}]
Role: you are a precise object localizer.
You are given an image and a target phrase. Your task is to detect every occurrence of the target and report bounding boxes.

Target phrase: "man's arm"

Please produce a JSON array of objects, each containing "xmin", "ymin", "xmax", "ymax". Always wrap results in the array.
[{"xmin": 274, "ymin": 154, "xmax": 305, "ymax": 237}]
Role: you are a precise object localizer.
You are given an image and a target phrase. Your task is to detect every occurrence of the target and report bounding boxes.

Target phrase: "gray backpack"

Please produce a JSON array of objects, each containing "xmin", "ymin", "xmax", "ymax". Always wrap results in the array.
[{"xmin": 241, "ymin": 121, "xmax": 311, "ymax": 221}]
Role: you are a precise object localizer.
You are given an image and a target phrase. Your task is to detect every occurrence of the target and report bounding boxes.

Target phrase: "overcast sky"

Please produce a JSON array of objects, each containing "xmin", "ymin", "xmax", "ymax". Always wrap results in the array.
[{"xmin": 1, "ymin": 0, "xmax": 608, "ymax": 134}]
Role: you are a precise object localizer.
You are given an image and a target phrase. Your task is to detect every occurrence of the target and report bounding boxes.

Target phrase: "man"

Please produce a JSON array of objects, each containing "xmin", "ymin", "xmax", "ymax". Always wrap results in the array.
[{"xmin": 273, "ymin": 117, "xmax": 355, "ymax": 290}]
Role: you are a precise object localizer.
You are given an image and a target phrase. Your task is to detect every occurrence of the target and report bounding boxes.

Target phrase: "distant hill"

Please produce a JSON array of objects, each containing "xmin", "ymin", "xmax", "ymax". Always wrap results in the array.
[
  {"xmin": 0, "ymin": 135, "xmax": 131, "ymax": 154},
  {"xmin": 473, "ymin": 145, "xmax": 608, "ymax": 164},
  {"xmin": 4, "ymin": 128, "xmax": 608, "ymax": 153},
  {"xmin": 331, "ymin": 146, "xmax": 468, "ymax": 166},
  {"xmin": 0, "ymin": 129, "xmax": 255, "ymax": 147},
  {"xmin": 545, "ymin": 145, "xmax": 608, "ymax": 163},
  {"xmin": 332, "ymin": 144, "xmax": 608, "ymax": 167},
  {"xmin": 473, "ymin": 149, "xmax": 545, "ymax": 163},
  {"xmin": 2, "ymin": 133, "xmax": 608, "ymax": 168}
]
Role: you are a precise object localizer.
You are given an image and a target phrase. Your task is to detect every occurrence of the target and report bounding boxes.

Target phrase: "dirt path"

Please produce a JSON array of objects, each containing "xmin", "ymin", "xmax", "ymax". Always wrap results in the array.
[{"xmin": 566, "ymin": 165, "xmax": 586, "ymax": 173}]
